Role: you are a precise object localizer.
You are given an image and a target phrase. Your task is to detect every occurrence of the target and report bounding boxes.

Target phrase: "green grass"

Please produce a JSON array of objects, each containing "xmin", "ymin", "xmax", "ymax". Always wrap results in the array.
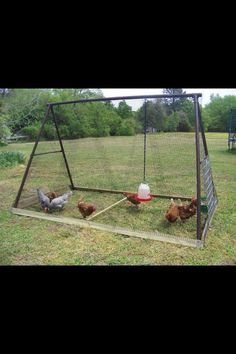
[{"xmin": 0, "ymin": 132, "xmax": 236, "ymax": 265}]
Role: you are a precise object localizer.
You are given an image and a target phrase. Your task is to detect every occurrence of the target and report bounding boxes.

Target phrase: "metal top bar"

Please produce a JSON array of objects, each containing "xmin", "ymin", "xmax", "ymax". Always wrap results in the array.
[{"xmin": 48, "ymin": 93, "xmax": 202, "ymax": 106}]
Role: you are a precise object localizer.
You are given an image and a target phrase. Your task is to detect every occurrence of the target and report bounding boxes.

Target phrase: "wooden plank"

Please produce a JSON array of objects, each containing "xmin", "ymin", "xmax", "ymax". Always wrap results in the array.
[
  {"xmin": 10, "ymin": 207, "xmax": 203, "ymax": 248},
  {"xmin": 87, "ymin": 197, "xmax": 127, "ymax": 221}
]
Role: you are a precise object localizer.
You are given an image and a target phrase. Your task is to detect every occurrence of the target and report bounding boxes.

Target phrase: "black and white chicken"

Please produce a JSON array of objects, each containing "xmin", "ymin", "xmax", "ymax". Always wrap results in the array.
[
  {"xmin": 37, "ymin": 189, "xmax": 72, "ymax": 212},
  {"xmin": 37, "ymin": 189, "xmax": 50, "ymax": 212}
]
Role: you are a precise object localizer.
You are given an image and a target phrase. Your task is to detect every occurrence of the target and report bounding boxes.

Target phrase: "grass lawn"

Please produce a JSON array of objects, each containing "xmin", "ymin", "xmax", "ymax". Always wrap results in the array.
[{"xmin": 0, "ymin": 132, "xmax": 236, "ymax": 265}]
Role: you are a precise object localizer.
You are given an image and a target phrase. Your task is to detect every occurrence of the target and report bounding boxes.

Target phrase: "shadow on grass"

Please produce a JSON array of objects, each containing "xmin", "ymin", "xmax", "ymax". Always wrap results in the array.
[
  {"xmin": 215, "ymin": 148, "xmax": 236, "ymax": 156},
  {"xmin": 227, "ymin": 149, "xmax": 236, "ymax": 155}
]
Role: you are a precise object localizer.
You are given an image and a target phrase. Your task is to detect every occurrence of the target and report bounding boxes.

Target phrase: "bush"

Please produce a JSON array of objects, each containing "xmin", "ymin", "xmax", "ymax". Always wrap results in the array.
[
  {"xmin": 43, "ymin": 124, "xmax": 57, "ymax": 140},
  {"xmin": 164, "ymin": 112, "xmax": 180, "ymax": 132},
  {"xmin": 0, "ymin": 151, "xmax": 25, "ymax": 167},
  {"xmin": 21, "ymin": 124, "xmax": 40, "ymax": 140},
  {"xmin": 0, "ymin": 114, "xmax": 11, "ymax": 140},
  {"xmin": 177, "ymin": 112, "xmax": 192, "ymax": 132},
  {"xmin": 118, "ymin": 119, "xmax": 136, "ymax": 136},
  {"xmin": 59, "ymin": 125, "xmax": 70, "ymax": 139},
  {"xmin": 0, "ymin": 140, "xmax": 8, "ymax": 147}
]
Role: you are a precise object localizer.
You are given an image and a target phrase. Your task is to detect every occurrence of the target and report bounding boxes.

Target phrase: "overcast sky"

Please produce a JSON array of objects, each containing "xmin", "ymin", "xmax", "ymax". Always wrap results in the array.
[{"xmin": 101, "ymin": 88, "xmax": 236, "ymax": 109}]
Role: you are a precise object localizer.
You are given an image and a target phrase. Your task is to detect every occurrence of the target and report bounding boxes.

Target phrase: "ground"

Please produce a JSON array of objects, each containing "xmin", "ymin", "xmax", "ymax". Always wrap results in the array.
[{"xmin": 0, "ymin": 133, "xmax": 236, "ymax": 265}]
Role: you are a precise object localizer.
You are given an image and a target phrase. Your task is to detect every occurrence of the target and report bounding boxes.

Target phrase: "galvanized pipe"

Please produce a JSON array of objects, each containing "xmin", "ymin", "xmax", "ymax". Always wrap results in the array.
[
  {"xmin": 198, "ymin": 101, "xmax": 209, "ymax": 156},
  {"xmin": 48, "ymin": 93, "xmax": 202, "ymax": 106},
  {"xmin": 144, "ymin": 99, "xmax": 147, "ymax": 182}
]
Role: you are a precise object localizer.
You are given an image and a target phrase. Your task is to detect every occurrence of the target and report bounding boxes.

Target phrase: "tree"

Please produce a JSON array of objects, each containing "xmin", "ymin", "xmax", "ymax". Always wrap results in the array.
[
  {"xmin": 202, "ymin": 95, "xmax": 236, "ymax": 132},
  {"xmin": 4, "ymin": 89, "xmax": 47, "ymax": 133},
  {"xmin": 162, "ymin": 88, "xmax": 186, "ymax": 113},
  {"xmin": 136, "ymin": 100, "xmax": 166, "ymax": 132},
  {"xmin": 177, "ymin": 111, "xmax": 192, "ymax": 132},
  {"xmin": 0, "ymin": 101, "xmax": 11, "ymax": 139},
  {"xmin": 116, "ymin": 101, "xmax": 133, "ymax": 119},
  {"xmin": 164, "ymin": 111, "xmax": 180, "ymax": 132},
  {"xmin": 177, "ymin": 99, "xmax": 195, "ymax": 131},
  {"xmin": 0, "ymin": 89, "xmax": 138, "ymax": 140}
]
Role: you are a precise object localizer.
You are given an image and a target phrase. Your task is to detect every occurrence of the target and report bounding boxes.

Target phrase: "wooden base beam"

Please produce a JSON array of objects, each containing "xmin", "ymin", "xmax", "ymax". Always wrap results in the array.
[{"xmin": 11, "ymin": 207, "xmax": 203, "ymax": 248}]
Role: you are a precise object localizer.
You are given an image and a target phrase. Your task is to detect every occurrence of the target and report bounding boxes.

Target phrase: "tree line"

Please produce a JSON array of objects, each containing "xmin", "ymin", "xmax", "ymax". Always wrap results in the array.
[{"xmin": 1, "ymin": 88, "xmax": 236, "ymax": 141}]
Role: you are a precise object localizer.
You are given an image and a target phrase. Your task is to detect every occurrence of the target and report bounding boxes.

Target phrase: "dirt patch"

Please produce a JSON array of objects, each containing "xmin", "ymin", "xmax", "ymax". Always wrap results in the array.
[
  {"xmin": 222, "ymin": 258, "xmax": 236, "ymax": 265},
  {"xmin": 0, "ymin": 181, "xmax": 11, "ymax": 193},
  {"xmin": 47, "ymin": 223, "xmax": 65, "ymax": 233}
]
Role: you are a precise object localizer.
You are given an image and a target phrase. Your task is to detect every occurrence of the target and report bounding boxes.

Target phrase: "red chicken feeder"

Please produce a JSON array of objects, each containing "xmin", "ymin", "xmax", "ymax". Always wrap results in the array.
[{"xmin": 132, "ymin": 194, "xmax": 154, "ymax": 203}]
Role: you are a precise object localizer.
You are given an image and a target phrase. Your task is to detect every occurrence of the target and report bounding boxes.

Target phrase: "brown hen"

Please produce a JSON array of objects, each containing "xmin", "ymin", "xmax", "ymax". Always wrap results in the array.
[
  {"xmin": 123, "ymin": 193, "xmax": 141, "ymax": 209},
  {"xmin": 78, "ymin": 201, "xmax": 96, "ymax": 218},
  {"xmin": 178, "ymin": 197, "xmax": 197, "ymax": 220},
  {"xmin": 165, "ymin": 198, "xmax": 179, "ymax": 222},
  {"xmin": 48, "ymin": 191, "xmax": 59, "ymax": 202}
]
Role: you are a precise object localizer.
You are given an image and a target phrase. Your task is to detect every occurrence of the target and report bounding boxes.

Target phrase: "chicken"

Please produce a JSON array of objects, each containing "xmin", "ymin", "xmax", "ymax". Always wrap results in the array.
[
  {"xmin": 78, "ymin": 200, "xmax": 96, "ymax": 218},
  {"xmin": 165, "ymin": 198, "xmax": 179, "ymax": 222},
  {"xmin": 123, "ymin": 193, "xmax": 141, "ymax": 209},
  {"xmin": 37, "ymin": 189, "xmax": 72, "ymax": 212},
  {"xmin": 190, "ymin": 197, "xmax": 197, "ymax": 208},
  {"xmin": 48, "ymin": 191, "xmax": 59, "ymax": 202},
  {"xmin": 165, "ymin": 197, "xmax": 198, "ymax": 223},
  {"xmin": 177, "ymin": 197, "xmax": 197, "ymax": 220},
  {"xmin": 37, "ymin": 188, "xmax": 50, "ymax": 212},
  {"xmin": 47, "ymin": 191, "xmax": 73, "ymax": 212}
]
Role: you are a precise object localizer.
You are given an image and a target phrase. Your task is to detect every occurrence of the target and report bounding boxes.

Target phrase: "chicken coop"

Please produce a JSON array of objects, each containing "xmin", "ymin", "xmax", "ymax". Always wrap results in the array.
[
  {"xmin": 228, "ymin": 108, "xmax": 236, "ymax": 150},
  {"xmin": 11, "ymin": 93, "xmax": 218, "ymax": 248}
]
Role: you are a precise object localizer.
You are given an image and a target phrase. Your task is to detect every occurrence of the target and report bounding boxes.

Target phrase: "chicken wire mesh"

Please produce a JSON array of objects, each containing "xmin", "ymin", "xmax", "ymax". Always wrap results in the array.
[{"xmin": 14, "ymin": 95, "xmax": 217, "ymax": 242}]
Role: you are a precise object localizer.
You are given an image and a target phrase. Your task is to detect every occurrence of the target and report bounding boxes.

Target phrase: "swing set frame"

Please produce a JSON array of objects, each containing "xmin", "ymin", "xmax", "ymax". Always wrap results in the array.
[{"xmin": 11, "ymin": 93, "xmax": 218, "ymax": 248}]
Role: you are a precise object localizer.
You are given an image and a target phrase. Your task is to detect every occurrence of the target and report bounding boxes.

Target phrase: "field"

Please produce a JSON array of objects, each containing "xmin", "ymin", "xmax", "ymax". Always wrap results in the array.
[{"xmin": 1, "ymin": 132, "xmax": 236, "ymax": 265}]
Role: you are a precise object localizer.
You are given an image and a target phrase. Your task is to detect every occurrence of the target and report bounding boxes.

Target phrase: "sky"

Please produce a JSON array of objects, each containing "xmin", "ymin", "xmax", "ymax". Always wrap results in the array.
[{"xmin": 101, "ymin": 88, "xmax": 236, "ymax": 110}]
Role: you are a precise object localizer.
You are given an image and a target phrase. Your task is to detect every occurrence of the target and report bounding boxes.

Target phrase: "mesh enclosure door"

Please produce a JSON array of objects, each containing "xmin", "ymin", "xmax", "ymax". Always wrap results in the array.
[{"xmin": 199, "ymin": 102, "xmax": 218, "ymax": 240}]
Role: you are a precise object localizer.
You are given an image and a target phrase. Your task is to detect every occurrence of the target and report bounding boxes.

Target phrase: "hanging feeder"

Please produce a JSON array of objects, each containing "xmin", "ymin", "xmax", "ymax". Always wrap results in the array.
[
  {"xmin": 133, "ymin": 100, "xmax": 154, "ymax": 203},
  {"xmin": 134, "ymin": 182, "xmax": 153, "ymax": 202},
  {"xmin": 131, "ymin": 194, "xmax": 154, "ymax": 203}
]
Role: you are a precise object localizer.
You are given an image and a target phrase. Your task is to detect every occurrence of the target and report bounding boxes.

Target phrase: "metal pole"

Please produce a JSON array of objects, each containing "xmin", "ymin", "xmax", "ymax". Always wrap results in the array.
[
  {"xmin": 48, "ymin": 93, "xmax": 202, "ymax": 107},
  {"xmin": 194, "ymin": 95, "xmax": 202, "ymax": 240},
  {"xmin": 144, "ymin": 99, "xmax": 147, "ymax": 182},
  {"xmin": 50, "ymin": 106, "xmax": 75, "ymax": 189},
  {"xmin": 198, "ymin": 101, "xmax": 209, "ymax": 156},
  {"xmin": 13, "ymin": 105, "xmax": 51, "ymax": 208}
]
